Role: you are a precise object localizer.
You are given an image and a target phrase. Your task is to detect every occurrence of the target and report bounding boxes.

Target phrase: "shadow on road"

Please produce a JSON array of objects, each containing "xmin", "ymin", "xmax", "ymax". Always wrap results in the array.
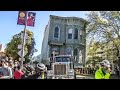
[{"xmin": 110, "ymin": 74, "xmax": 120, "ymax": 79}]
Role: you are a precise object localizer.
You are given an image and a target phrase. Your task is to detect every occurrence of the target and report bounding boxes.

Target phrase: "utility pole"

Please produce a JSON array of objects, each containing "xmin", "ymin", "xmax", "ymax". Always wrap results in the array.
[
  {"xmin": 17, "ymin": 11, "xmax": 28, "ymax": 68},
  {"xmin": 21, "ymin": 11, "xmax": 28, "ymax": 68}
]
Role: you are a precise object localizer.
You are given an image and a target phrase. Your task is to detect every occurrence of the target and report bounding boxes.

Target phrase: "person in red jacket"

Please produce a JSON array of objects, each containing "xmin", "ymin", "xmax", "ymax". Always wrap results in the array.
[{"xmin": 14, "ymin": 65, "xmax": 24, "ymax": 79}]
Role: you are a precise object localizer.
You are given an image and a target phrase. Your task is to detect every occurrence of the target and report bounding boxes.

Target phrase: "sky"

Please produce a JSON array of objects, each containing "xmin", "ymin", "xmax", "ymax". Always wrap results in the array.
[{"xmin": 0, "ymin": 11, "xmax": 88, "ymax": 57}]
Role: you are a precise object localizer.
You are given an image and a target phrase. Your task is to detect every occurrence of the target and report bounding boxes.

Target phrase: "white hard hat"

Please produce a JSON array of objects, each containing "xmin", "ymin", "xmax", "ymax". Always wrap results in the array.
[
  {"xmin": 37, "ymin": 63, "xmax": 46, "ymax": 71},
  {"xmin": 100, "ymin": 60, "xmax": 110, "ymax": 68}
]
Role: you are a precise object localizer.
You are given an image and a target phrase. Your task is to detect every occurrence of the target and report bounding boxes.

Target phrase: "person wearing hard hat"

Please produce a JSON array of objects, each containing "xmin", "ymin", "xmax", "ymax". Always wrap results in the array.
[
  {"xmin": 24, "ymin": 63, "xmax": 46, "ymax": 79},
  {"xmin": 36, "ymin": 63, "xmax": 46, "ymax": 79},
  {"xmin": 95, "ymin": 60, "xmax": 111, "ymax": 79}
]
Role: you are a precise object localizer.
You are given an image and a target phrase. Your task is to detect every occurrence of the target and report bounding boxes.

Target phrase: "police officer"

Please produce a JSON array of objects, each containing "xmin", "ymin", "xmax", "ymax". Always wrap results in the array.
[{"xmin": 95, "ymin": 60, "xmax": 111, "ymax": 79}]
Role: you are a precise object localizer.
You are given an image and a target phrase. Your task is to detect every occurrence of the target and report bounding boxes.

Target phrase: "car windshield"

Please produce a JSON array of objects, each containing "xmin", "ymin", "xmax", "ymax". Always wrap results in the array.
[{"xmin": 55, "ymin": 56, "xmax": 70, "ymax": 62}]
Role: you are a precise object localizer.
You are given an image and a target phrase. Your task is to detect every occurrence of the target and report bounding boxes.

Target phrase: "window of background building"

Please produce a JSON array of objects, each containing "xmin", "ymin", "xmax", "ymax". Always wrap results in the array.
[
  {"xmin": 74, "ymin": 28, "xmax": 78, "ymax": 39},
  {"xmin": 68, "ymin": 28, "xmax": 72, "ymax": 39},
  {"xmin": 54, "ymin": 27, "xmax": 59, "ymax": 38},
  {"xmin": 52, "ymin": 47, "xmax": 59, "ymax": 52}
]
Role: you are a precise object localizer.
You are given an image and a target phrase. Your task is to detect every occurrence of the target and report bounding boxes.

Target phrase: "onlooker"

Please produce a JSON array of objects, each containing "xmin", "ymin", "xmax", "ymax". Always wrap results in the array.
[
  {"xmin": 14, "ymin": 65, "xmax": 24, "ymax": 79},
  {"xmin": 115, "ymin": 66, "xmax": 119, "ymax": 77},
  {"xmin": 5, "ymin": 61, "xmax": 9, "ymax": 66},
  {"xmin": 79, "ymin": 68, "xmax": 82, "ymax": 74},
  {"xmin": 14, "ymin": 61, "xmax": 18, "ymax": 71},
  {"xmin": 0, "ymin": 59, "xmax": 13, "ymax": 79},
  {"xmin": 88, "ymin": 67, "xmax": 90, "ymax": 74},
  {"xmin": 8, "ymin": 61, "xmax": 14, "ymax": 79}
]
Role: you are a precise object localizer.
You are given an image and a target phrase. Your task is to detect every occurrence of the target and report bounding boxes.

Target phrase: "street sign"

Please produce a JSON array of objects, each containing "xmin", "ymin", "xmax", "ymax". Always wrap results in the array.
[
  {"xmin": 19, "ymin": 58, "xmax": 25, "ymax": 61},
  {"xmin": 18, "ymin": 50, "xmax": 21, "ymax": 57},
  {"xmin": 18, "ymin": 49, "xmax": 27, "ymax": 57},
  {"xmin": 17, "ymin": 44, "xmax": 22, "ymax": 49},
  {"xmin": 21, "ymin": 33, "xmax": 28, "ymax": 41}
]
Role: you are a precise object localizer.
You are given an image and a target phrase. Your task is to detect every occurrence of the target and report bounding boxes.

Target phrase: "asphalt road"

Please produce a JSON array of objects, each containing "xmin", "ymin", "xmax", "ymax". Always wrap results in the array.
[
  {"xmin": 110, "ymin": 74, "xmax": 120, "ymax": 79},
  {"xmin": 76, "ymin": 75, "xmax": 94, "ymax": 79},
  {"xmin": 76, "ymin": 74, "xmax": 120, "ymax": 79}
]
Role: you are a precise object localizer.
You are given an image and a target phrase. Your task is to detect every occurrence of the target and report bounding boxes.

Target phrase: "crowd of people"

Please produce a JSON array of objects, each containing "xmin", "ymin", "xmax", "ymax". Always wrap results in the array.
[
  {"xmin": 0, "ymin": 56, "xmax": 120, "ymax": 79},
  {"xmin": 0, "ymin": 57, "xmax": 47, "ymax": 79},
  {"xmin": 0, "ymin": 57, "xmax": 24, "ymax": 79}
]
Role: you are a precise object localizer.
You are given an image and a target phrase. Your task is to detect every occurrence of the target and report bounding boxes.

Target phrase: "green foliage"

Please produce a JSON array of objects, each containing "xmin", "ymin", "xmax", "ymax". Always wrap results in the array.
[
  {"xmin": 5, "ymin": 29, "xmax": 37, "ymax": 63},
  {"xmin": 86, "ymin": 11, "xmax": 120, "ymax": 66},
  {"xmin": 33, "ymin": 61, "xmax": 39, "ymax": 64},
  {"xmin": 87, "ymin": 41, "xmax": 103, "ymax": 66}
]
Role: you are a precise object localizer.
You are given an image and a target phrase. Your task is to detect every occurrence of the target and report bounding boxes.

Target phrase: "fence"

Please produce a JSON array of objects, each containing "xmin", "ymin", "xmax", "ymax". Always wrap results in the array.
[{"xmin": 74, "ymin": 68, "xmax": 97, "ymax": 75}]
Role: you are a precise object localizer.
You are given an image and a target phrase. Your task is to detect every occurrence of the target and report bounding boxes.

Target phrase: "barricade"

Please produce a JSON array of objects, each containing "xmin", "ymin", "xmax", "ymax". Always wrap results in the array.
[{"xmin": 75, "ymin": 68, "xmax": 97, "ymax": 75}]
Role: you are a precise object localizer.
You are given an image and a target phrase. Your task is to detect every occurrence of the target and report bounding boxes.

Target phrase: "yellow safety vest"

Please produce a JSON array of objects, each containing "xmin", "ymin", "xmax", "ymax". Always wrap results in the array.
[
  {"xmin": 95, "ymin": 68, "xmax": 110, "ymax": 79},
  {"xmin": 41, "ymin": 72, "xmax": 45, "ymax": 79}
]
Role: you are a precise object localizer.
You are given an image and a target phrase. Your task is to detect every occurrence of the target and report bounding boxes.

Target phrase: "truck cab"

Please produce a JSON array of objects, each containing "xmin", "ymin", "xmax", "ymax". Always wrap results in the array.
[{"xmin": 47, "ymin": 55, "xmax": 75, "ymax": 79}]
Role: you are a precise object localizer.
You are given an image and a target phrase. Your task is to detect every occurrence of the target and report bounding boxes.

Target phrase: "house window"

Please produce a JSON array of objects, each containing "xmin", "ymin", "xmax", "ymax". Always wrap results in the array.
[
  {"xmin": 80, "ymin": 30, "xmax": 83, "ymax": 41},
  {"xmin": 74, "ymin": 48, "xmax": 78, "ymax": 56},
  {"xmin": 74, "ymin": 28, "xmax": 78, "ymax": 39},
  {"xmin": 68, "ymin": 28, "xmax": 72, "ymax": 39},
  {"xmin": 52, "ymin": 47, "xmax": 59, "ymax": 52},
  {"xmin": 66, "ymin": 47, "xmax": 72, "ymax": 55},
  {"xmin": 54, "ymin": 27, "xmax": 59, "ymax": 38}
]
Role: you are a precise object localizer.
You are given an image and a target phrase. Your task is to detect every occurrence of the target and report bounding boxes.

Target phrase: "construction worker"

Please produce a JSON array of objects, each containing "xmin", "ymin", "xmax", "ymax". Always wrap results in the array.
[
  {"xmin": 36, "ymin": 63, "xmax": 46, "ymax": 79},
  {"xmin": 95, "ymin": 60, "xmax": 111, "ymax": 79}
]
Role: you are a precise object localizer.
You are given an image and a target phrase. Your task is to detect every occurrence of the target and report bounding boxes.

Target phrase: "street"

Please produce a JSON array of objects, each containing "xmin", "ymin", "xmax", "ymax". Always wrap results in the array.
[
  {"xmin": 76, "ymin": 74, "xmax": 120, "ymax": 79},
  {"xmin": 76, "ymin": 75, "xmax": 94, "ymax": 79}
]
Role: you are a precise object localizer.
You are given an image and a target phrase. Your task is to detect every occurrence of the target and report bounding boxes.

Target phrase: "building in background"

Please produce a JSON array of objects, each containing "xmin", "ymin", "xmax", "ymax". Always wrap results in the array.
[
  {"xmin": 32, "ymin": 54, "xmax": 41, "ymax": 62},
  {"xmin": 41, "ymin": 15, "xmax": 88, "ymax": 67},
  {"xmin": 0, "ymin": 44, "xmax": 5, "ymax": 59}
]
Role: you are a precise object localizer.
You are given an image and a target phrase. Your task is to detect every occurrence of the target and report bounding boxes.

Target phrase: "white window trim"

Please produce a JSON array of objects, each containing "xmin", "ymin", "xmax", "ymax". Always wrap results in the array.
[
  {"xmin": 53, "ymin": 26, "xmax": 60, "ymax": 40},
  {"xmin": 68, "ymin": 28, "xmax": 73, "ymax": 39},
  {"xmin": 80, "ymin": 30, "xmax": 82, "ymax": 35}
]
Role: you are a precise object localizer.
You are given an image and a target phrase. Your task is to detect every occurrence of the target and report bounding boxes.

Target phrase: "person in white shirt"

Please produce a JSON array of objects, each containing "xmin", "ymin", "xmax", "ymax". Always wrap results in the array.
[{"xmin": 0, "ymin": 59, "xmax": 13, "ymax": 79}]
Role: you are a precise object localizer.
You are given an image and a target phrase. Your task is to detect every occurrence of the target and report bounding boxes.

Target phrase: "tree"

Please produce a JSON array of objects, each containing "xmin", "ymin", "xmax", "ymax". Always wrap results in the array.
[
  {"xmin": 86, "ymin": 11, "xmax": 120, "ymax": 69},
  {"xmin": 87, "ymin": 41, "xmax": 103, "ymax": 66},
  {"xmin": 5, "ymin": 29, "xmax": 37, "ymax": 63}
]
